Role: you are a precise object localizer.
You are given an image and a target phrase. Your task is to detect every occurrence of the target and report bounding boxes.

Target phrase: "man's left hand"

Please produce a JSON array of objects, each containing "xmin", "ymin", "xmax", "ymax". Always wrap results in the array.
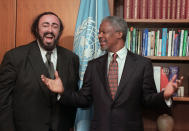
[{"xmin": 164, "ymin": 74, "xmax": 184, "ymax": 100}]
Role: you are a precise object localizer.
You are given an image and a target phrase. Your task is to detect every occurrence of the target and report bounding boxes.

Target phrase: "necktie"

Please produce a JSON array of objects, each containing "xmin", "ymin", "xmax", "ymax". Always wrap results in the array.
[
  {"xmin": 45, "ymin": 52, "xmax": 56, "ymax": 130},
  {"xmin": 108, "ymin": 53, "xmax": 118, "ymax": 99},
  {"xmin": 45, "ymin": 51, "xmax": 55, "ymax": 79}
]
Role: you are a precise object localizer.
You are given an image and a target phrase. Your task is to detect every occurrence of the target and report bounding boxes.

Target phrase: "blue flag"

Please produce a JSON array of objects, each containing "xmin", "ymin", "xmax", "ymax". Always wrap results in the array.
[{"xmin": 73, "ymin": 0, "xmax": 110, "ymax": 130}]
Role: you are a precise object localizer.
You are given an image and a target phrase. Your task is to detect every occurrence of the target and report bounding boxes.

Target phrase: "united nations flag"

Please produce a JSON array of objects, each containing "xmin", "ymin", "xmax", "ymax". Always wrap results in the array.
[{"xmin": 73, "ymin": 0, "xmax": 110, "ymax": 131}]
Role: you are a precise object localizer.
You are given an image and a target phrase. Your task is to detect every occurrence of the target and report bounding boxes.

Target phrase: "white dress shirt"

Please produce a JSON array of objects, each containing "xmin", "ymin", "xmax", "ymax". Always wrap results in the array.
[
  {"xmin": 38, "ymin": 42, "xmax": 57, "ymax": 70},
  {"xmin": 38, "ymin": 42, "xmax": 62, "ymax": 100},
  {"xmin": 107, "ymin": 47, "xmax": 127, "ymax": 85},
  {"xmin": 107, "ymin": 46, "xmax": 171, "ymax": 106}
]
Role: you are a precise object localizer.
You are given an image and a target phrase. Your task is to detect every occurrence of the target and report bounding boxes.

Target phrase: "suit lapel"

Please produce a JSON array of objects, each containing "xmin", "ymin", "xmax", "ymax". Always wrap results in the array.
[
  {"xmin": 56, "ymin": 46, "xmax": 67, "ymax": 87},
  {"xmin": 97, "ymin": 54, "xmax": 112, "ymax": 99},
  {"xmin": 114, "ymin": 51, "xmax": 137, "ymax": 100},
  {"xmin": 28, "ymin": 41, "xmax": 50, "ymax": 101}
]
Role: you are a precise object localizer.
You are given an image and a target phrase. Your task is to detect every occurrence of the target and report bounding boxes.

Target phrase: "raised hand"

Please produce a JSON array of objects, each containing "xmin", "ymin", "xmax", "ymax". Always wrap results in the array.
[
  {"xmin": 41, "ymin": 71, "xmax": 64, "ymax": 93},
  {"xmin": 163, "ymin": 74, "xmax": 184, "ymax": 99}
]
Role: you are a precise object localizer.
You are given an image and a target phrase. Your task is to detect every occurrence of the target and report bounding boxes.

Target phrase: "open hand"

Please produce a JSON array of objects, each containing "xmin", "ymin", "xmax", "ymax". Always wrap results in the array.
[
  {"xmin": 41, "ymin": 71, "xmax": 64, "ymax": 93},
  {"xmin": 164, "ymin": 74, "xmax": 184, "ymax": 99}
]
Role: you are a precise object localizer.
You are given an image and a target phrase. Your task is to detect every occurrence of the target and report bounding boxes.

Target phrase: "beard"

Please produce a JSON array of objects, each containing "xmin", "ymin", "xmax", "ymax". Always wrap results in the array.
[
  {"xmin": 37, "ymin": 32, "xmax": 60, "ymax": 51},
  {"xmin": 99, "ymin": 39, "xmax": 108, "ymax": 51},
  {"xmin": 100, "ymin": 45, "xmax": 108, "ymax": 51}
]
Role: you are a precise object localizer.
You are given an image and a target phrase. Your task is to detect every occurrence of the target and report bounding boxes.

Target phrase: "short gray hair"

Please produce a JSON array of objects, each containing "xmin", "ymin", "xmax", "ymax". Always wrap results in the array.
[{"xmin": 102, "ymin": 16, "xmax": 128, "ymax": 42}]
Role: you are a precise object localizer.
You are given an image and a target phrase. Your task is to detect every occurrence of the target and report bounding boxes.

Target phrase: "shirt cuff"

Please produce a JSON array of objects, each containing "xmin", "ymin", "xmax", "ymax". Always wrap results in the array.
[
  {"xmin": 57, "ymin": 94, "xmax": 61, "ymax": 100},
  {"xmin": 165, "ymin": 98, "xmax": 172, "ymax": 107}
]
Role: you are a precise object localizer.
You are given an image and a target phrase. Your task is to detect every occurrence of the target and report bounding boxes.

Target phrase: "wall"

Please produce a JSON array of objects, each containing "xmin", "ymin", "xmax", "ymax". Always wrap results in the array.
[
  {"xmin": 16, "ymin": 0, "xmax": 80, "ymax": 49},
  {"xmin": 0, "ymin": 0, "xmax": 16, "ymax": 63},
  {"xmin": 0, "ymin": 0, "xmax": 113, "ymax": 63},
  {"xmin": 0, "ymin": 0, "xmax": 80, "ymax": 63}
]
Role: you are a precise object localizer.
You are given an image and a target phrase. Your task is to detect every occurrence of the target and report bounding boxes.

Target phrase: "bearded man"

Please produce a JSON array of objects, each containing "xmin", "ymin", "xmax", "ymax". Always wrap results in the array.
[{"xmin": 0, "ymin": 12, "xmax": 79, "ymax": 131}]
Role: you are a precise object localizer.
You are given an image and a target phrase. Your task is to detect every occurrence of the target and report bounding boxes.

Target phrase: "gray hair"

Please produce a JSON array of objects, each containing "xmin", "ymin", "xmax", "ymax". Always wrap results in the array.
[{"xmin": 102, "ymin": 16, "xmax": 128, "ymax": 42}]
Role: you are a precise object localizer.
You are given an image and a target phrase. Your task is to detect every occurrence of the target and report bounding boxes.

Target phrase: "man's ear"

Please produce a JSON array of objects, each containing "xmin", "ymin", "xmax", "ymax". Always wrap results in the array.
[{"xmin": 116, "ymin": 32, "xmax": 123, "ymax": 39}]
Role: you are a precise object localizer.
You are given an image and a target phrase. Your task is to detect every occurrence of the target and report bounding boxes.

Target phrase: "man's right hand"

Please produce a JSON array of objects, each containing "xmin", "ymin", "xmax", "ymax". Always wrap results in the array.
[{"xmin": 41, "ymin": 71, "xmax": 64, "ymax": 93}]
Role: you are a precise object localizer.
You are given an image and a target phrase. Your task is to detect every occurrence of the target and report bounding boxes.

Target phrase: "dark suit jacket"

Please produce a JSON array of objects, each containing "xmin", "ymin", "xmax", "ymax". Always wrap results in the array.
[
  {"xmin": 62, "ymin": 50, "xmax": 168, "ymax": 131},
  {"xmin": 0, "ymin": 41, "xmax": 79, "ymax": 131}
]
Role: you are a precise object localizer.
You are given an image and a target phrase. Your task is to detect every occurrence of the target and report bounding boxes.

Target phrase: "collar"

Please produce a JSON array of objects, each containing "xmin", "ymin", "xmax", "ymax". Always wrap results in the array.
[
  {"xmin": 37, "ymin": 40, "xmax": 57, "ymax": 62},
  {"xmin": 108, "ymin": 46, "xmax": 127, "ymax": 60}
]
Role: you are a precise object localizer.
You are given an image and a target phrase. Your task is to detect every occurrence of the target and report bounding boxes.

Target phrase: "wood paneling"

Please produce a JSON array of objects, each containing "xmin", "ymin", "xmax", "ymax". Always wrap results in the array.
[
  {"xmin": 173, "ymin": 102, "xmax": 189, "ymax": 131},
  {"xmin": 0, "ymin": 0, "xmax": 16, "ymax": 63},
  {"xmin": 0, "ymin": 0, "xmax": 114, "ymax": 62},
  {"xmin": 16, "ymin": 0, "xmax": 80, "ymax": 50}
]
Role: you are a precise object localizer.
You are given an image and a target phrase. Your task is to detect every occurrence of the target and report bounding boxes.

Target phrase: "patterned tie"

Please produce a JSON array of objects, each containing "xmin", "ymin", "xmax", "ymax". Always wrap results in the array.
[
  {"xmin": 108, "ymin": 53, "xmax": 118, "ymax": 99},
  {"xmin": 45, "ymin": 51, "xmax": 55, "ymax": 79}
]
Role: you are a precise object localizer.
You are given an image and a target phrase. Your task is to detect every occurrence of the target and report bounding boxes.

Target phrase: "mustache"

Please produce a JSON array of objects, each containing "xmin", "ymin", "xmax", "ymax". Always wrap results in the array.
[
  {"xmin": 43, "ymin": 32, "xmax": 55, "ymax": 38},
  {"xmin": 99, "ymin": 38, "xmax": 107, "ymax": 43}
]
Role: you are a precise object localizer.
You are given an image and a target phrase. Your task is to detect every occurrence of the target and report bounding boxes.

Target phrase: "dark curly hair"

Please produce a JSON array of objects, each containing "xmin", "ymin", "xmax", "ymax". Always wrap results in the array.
[{"xmin": 31, "ymin": 11, "xmax": 64, "ymax": 39}]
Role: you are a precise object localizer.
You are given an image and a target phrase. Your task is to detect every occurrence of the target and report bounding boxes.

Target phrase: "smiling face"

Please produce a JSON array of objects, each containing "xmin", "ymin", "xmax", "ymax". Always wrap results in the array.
[
  {"xmin": 98, "ymin": 20, "xmax": 123, "ymax": 53},
  {"xmin": 37, "ymin": 14, "xmax": 61, "ymax": 51}
]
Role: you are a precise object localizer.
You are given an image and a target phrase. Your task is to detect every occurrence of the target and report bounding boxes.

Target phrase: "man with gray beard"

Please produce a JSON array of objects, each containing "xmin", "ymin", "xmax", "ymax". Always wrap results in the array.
[{"xmin": 0, "ymin": 12, "xmax": 79, "ymax": 131}]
